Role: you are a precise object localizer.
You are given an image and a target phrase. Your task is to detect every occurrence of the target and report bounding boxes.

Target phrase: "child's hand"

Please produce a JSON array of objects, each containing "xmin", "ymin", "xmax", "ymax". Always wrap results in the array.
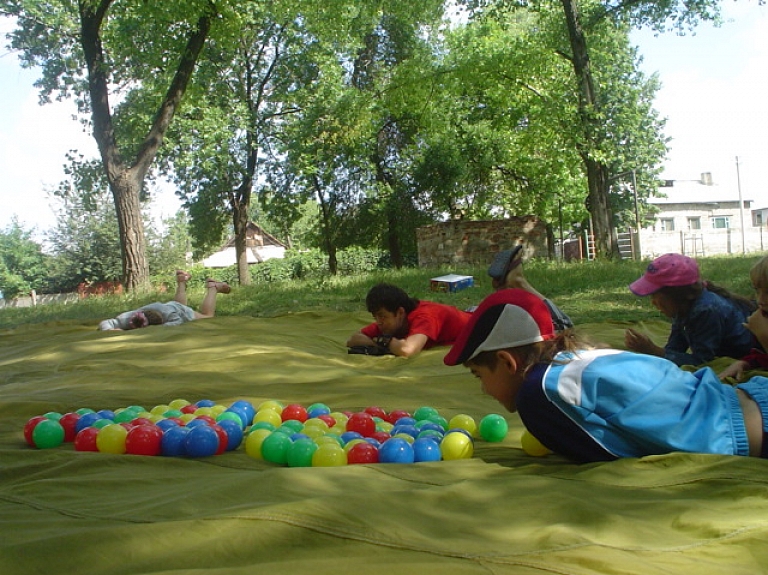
[
  {"xmin": 624, "ymin": 327, "xmax": 665, "ymax": 357},
  {"xmin": 718, "ymin": 359, "xmax": 750, "ymax": 382}
]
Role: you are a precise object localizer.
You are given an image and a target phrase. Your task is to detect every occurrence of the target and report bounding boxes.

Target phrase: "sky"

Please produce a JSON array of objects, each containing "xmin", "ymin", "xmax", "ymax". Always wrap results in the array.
[{"xmin": 1, "ymin": 2, "xmax": 768, "ymax": 239}]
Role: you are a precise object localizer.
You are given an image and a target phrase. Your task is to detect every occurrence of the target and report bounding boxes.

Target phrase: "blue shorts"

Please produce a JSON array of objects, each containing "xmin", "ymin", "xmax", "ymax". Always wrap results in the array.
[{"xmin": 736, "ymin": 378, "xmax": 768, "ymax": 458}]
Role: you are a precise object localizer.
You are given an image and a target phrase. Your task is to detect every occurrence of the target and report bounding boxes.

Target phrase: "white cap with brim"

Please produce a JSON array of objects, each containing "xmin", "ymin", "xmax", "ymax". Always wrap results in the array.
[{"xmin": 444, "ymin": 289, "xmax": 556, "ymax": 366}]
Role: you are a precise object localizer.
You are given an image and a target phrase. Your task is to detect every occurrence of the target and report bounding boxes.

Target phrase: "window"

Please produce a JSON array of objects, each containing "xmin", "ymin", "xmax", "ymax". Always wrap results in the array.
[
  {"xmin": 659, "ymin": 218, "xmax": 675, "ymax": 231},
  {"xmin": 687, "ymin": 217, "xmax": 701, "ymax": 230},
  {"xmin": 711, "ymin": 216, "xmax": 730, "ymax": 229},
  {"xmin": 755, "ymin": 213, "xmax": 764, "ymax": 227}
]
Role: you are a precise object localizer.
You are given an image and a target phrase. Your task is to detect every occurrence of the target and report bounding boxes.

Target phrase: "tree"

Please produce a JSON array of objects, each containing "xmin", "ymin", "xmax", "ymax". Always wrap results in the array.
[
  {"xmin": 461, "ymin": 0, "xmax": 723, "ymax": 257},
  {"xmin": 0, "ymin": 219, "xmax": 50, "ymax": 298},
  {"xmin": 2, "ymin": 1, "xmax": 219, "ymax": 289}
]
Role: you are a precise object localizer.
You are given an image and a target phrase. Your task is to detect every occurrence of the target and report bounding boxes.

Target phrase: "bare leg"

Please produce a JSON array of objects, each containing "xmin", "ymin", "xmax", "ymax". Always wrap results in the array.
[
  {"xmin": 499, "ymin": 262, "xmax": 546, "ymax": 299},
  {"xmin": 174, "ymin": 270, "xmax": 192, "ymax": 305},
  {"xmin": 196, "ymin": 279, "xmax": 231, "ymax": 319}
]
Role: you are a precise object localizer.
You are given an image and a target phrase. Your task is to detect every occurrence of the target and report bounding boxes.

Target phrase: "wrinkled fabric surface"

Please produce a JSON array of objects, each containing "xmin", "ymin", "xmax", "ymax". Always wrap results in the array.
[{"xmin": 2, "ymin": 313, "xmax": 768, "ymax": 575}]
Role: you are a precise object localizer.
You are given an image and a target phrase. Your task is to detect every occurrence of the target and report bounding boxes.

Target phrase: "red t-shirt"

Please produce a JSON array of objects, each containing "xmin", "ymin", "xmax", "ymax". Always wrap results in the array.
[{"xmin": 361, "ymin": 301, "xmax": 472, "ymax": 349}]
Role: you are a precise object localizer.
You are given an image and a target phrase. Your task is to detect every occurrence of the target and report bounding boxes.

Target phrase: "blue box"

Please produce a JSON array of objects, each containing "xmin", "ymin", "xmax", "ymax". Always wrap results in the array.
[{"xmin": 430, "ymin": 274, "xmax": 474, "ymax": 293}]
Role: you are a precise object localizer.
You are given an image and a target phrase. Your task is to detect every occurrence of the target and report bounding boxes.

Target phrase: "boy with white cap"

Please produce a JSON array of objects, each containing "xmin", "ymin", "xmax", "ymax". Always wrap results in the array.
[{"xmin": 444, "ymin": 288, "xmax": 768, "ymax": 463}]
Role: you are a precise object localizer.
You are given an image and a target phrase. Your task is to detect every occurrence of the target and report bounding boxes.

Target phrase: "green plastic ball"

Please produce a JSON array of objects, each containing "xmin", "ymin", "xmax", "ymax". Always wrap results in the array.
[{"xmin": 479, "ymin": 414, "xmax": 509, "ymax": 442}]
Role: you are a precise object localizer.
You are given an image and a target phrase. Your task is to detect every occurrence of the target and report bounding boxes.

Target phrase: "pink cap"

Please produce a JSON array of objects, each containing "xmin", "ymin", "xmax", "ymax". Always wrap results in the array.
[
  {"xmin": 628, "ymin": 253, "xmax": 700, "ymax": 296},
  {"xmin": 444, "ymin": 289, "xmax": 555, "ymax": 366}
]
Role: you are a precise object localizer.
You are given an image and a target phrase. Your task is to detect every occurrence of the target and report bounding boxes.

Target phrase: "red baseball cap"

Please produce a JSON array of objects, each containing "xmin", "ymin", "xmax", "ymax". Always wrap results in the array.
[
  {"xmin": 444, "ymin": 289, "xmax": 555, "ymax": 366},
  {"xmin": 629, "ymin": 253, "xmax": 700, "ymax": 296}
]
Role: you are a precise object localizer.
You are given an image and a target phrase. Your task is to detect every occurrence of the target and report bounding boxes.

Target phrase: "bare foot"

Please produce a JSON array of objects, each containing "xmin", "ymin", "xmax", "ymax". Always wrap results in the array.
[
  {"xmin": 206, "ymin": 279, "xmax": 231, "ymax": 294},
  {"xmin": 176, "ymin": 270, "xmax": 192, "ymax": 283}
]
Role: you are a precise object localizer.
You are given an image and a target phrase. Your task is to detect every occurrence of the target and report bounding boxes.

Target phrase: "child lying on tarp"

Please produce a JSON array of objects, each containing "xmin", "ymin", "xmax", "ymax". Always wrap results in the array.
[
  {"xmin": 444, "ymin": 288, "xmax": 767, "ymax": 463},
  {"xmin": 624, "ymin": 253, "xmax": 756, "ymax": 366},
  {"xmin": 98, "ymin": 271, "xmax": 230, "ymax": 331},
  {"xmin": 346, "ymin": 245, "xmax": 572, "ymax": 357}
]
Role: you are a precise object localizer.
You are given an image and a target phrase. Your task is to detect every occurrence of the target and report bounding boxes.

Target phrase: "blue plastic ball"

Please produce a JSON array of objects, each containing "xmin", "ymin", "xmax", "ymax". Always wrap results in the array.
[
  {"xmin": 378, "ymin": 437, "xmax": 415, "ymax": 464},
  {"xmin": 75, "ymin": 412, "xmax": 103, "ymax": 433},
  {"xmin": 229, "ymin": 400, "xmax": 255, "ymax": 425},
  {"xmin": 184, "ymin": 425, "xmax": 220, "ymax": 457},
  {"xmin": 196, "ymin": 399, "xmax": 216, "ymax": 408},
  {"xmin": 161, "ymin": 426, "xmax": 190, "ymax": 456},
  {"xmin": 413, "ymin": 437, "xmax": 442, "ymax": 462},
  {"xmin": 156, "ymin": 419, "xmax": 180, "ymax": 432},
  {"xmin": 216, "ymin": 419, "xmax": 244, "ymax": 451},
  {"xmin": 340, "ymin": 431, "xmax": 364, "ymax": 445},
  {"xmin": 225, "ymin": 406, "xmax": 250, "ymax": 428}
]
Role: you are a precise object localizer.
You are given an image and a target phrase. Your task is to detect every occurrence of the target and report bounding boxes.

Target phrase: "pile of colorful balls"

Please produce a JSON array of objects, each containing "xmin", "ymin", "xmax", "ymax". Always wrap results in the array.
[{"xmin": 23, "ymin": 399, "xmax": 510, "ymax": 466}]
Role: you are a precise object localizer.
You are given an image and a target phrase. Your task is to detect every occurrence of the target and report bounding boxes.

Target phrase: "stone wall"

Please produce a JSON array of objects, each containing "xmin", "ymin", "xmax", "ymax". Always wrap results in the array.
[{"xmin": 416, "ymin": 217, "xmax": 549, "ymax": 268}]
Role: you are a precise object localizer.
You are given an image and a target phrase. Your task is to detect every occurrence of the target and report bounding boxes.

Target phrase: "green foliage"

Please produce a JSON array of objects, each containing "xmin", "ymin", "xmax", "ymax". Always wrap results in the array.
[{"xmin": 0, "ymin": 219, "xmax": 50, "ymax": 298}]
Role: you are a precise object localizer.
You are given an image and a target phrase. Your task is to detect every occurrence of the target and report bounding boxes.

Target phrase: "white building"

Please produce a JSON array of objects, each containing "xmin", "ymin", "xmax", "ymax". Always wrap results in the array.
[{"xmin": 638, "ymin": 172, "xmax": 768, "ymax": 258}]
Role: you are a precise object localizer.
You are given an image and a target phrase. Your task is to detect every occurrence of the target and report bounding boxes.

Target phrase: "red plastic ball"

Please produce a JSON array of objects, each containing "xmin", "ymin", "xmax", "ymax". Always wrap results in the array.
[
  {"xmin": 346, "ymin": 412, "xmax": 376, "ymax": 437},
  {"xmin": 316, "ymin": 414, "xmax": 336, "ymax": 427},
  {"xmin": 364, "ymin": 406, "xmax": 387, "ymax": 420},
  {"xmin": 180, "ymin": 404, "xmax": 198, "ymax": 414},
  {"xmin": 371, "ymin": 431, "xmax": 392, "ymax": 444},
  {"xmin": 347, "ymin": 442, "xmax": 380, "ymax": 464},
  {"xmin": 23, "ymin": 416, "xmax": 47, "ymax": 447},
  {"xmin": 125, "ymin": 424, "xmax": 163, "ymax": 456},
  {"xmin": 281, "ymin": 403, "xmax": 308, "ymax": 423},
  {"xmin": 74, "ymin": 427, "xmax": 100, "ymax": 451},
  {"xmin": 386, "ymin": 410, "xmax": 411, "ymax": 424},
  {"xmin": 58, "ymin": 412, "xmax": 81, "ymax": 442},
  {"xmin": 211, "ymin": 424, "xmax": 228, "ymax": 455}
]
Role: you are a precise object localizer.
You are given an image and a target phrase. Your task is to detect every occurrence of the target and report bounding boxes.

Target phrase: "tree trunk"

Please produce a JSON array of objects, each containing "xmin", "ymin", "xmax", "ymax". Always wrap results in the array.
[
  {"xmin": 233, "ymin": 202, "xmax": 250, "ymax": 285},
  {"xmin": 560, "ymin": 0, "xmax": 619, "ymax": 259},
  {"xmin": 110, "ymin": 172, "xmax": 149, "ymax": 290}
]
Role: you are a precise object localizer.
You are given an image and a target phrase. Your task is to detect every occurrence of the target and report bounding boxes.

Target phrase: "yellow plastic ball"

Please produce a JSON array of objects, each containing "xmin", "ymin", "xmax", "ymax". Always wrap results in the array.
[
  {"xmin": 245, "ymin": 428, "xmax": 273, "ymax": 459},
  {"xmin": 448, "ymin": 414, "xmax": 478, "ymax": 437},
  {"xmin": 440, "ymin": 431, "xmax": 474, "ymax": 460},
  {"xmin": 520, "ymin": 430, "xmax": 552, "ymax": 457},
  {"xmin": 253, "ymin": 409, "xmax": 282, "ymax": 428},
  {"xmin": 96, "ymin": 424, "xmax": 128, "ymax": 454}
]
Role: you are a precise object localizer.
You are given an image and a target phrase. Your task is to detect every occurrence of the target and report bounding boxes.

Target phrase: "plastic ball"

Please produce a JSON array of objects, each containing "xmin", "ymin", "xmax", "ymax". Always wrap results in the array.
[
  {"xmin": 150, "ymin": 404, "xmax": 170, "ymax": 416},
  {"xmin": 43, "ymin": 411, "xmax": 63, "ymax": 421},
  {"xmin": 31, "ymin": 419, "xmax": 65, "ymax": 449},
  {"xmin": 23, "ymin": 416, "xmax": 47, "ymax": 446},
  {"xmin": 315, "ymin": 434, "xmax": 343, "ymax": 447},
  {"xmin": 96, "ymin": 424, "xmax": 128, "ymax": 454},
  {"xmin": 180, "ymin": 404, "xmax": 198, "ymax": 415},
  {"xmin": 184, "ymin": 424, "xmax": 220, "ymax": 458},
  {"xmin": 59, "ymin": 412, "xmax": 81, "ymax": 442},
  {"xmin": 195, "ymin": 399, "xmax": 216, "ymax": 408},
  {"xmin": 229, "ymin": 400, "xmax": 255, "ymax": 425},
  {"xmin": 346, "ymin": 412, "xmax": 376, "ymax": 437},
  {"xmin": 168, "ymin": 398, "xmax": 191, "ymax": 410},
  {"xmin": 244, "ymin": 428, "xmax": 272, "ymax": 459},
  {"xmin": 448, "ymin": 414, "xmax": 478, "ymax": 437},
  {"xmin": 479, "ymin": 414, "xmax": 509, "ymax": 442},
  {"xmin": 347, "ymin": 442, "xmax": 379, "ymax": 464},
  {"xmin": 391, "ymin": 424, "xmax": 419, "ymax": 439},
  {"xmin": 370, "ymin": 431, "xmax": 392, "ymax": 444},
  {"xmin": 161, "ymin": 425, "xmax": 190, "ymax": 456},
  {"xmin": 364, "ymin": 406, "xmax": 387, "ymax": 419},
  {"xmin": 306, "ymin": 403, "xmax": 331, "ymax": 418},
  {"xmin": 260, "ymin": 431, "xmax": 293, "ymax": 465},
  {"xmin": 114, "ymin": 409, "xmax": 141, "ymax": 424},
  {"xmin": 74, "ymin": 427, "xmax": 100, "ymax": 451},
  {"xmin": 413, "ymin": 406, "xmax": 440, "ymax": 421},
  {"xmin": 378, "ymin": 438, "xmax": 415, "ymax": 464},
  {"xmin": 279, "ymin": 419, "xmax": 305, "ymax": 434},
  {"xmin": 223, "ymin": 406, "xmax": 249, "ymax": 428},
  {"xmin": 413, "ymin": 437, "xmax": 442, "ymax": 462},
  {"xmin": 216, "ymin": 419, "xmax": 244, "ymax": 451},
  {"xmin": 92, "ymin": 418, "xmax": 114, "ymax": 429},
  {"xmin": 312, "ymin": 442, "xmax": 347, "ymax": 467},
  {"xmin": 386, "ymin": 409, "xmax": 411, "ymax": 424},
  {"xmin": 162, "ymin": 409, "xmax": 184, "ymax": 420},
  {"xmin": 340, "ymin": 431, "xmax": 364, "ymax": 445},
  {"xmin": 281, "ymin": 403, "xmax": 308, "ymax": 423},
  {"xmin": 75, "ymin": 412, "xmax": 103, "ymax": 433},
  {"xmin": 521, "ymin": 430, "xmax": 552, "ymax": 457},
  {"xmin": 417, "ymin": 429, "xmax": 444, "ymax": 442},
  {"xmin": 210, "ymin": 424, "xmax": 228, "ymax": 455},
  {"xmin": 75, "ymin": 408, "xmax": 96, "ymax": 416},
  {"xmin": 253, "ymin": 409, "xmax": 283, "ymax": 428},
  {"xmin": 257, "ymin": 400, "xmax": 284, "ymax": 412},
  {"xmin": 440, "ymin": 431, "xmax": 474, "ymax": 460},
  {"xmin": 155, "ymin": 418, "xmax": 180, "ymax": 432},
  {"xmin": 286, "ymin": 438, "xmax": 318, "ymax": 467},
  {"xmin": 217, "ymin": 411, "xmax": 246, "ymax": 428},
  {"xmin": 125, "ymin": 424, "xmax": 163, "ymax": 456},
  {"xmin": 316, "ymin": 414, "xmax": 336, "ymax": 428}
]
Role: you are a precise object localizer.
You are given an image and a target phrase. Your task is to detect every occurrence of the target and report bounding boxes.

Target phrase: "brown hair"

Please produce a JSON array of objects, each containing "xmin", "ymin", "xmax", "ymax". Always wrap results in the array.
[
  {"xmin": 144, "ymin": 310, "xmax": 164, "ymax": 325},
  {"xmin": 657, "ymin": 280, "xmax": 755, "ymax": 317},
  {"xmin": 750, "ymin": 256, "xmax": 768, "ymax": 290}
]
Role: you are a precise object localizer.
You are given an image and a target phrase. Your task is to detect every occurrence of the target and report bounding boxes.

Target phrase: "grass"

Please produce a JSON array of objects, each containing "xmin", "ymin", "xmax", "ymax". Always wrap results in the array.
[{"xmin": 0, "ymin": 254, "xmax": 761, "ymax": 331}]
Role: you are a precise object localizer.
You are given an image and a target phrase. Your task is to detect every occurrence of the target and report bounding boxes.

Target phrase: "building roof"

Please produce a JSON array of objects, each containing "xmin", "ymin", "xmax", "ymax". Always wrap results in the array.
[{"xmin": 650, "ymin": 173, "xmax": 752, "ymax": 206}]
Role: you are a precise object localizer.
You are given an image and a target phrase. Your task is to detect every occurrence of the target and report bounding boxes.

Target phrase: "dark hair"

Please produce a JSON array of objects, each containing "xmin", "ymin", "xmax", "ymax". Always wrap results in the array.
[
  {"xmin": 365, "ymin": 283, "xmax": 419, "ymax": 314},
  {"xmin": 657, "ymin": 280, "xmax": 756, "ymax": 317},
  {"xmin": 144, "ymin": 310, "xmax": 164, "ymax": 325},
  {"xmin": 469, "ymin": 329, "xmax": 591, "ymax": 375}
]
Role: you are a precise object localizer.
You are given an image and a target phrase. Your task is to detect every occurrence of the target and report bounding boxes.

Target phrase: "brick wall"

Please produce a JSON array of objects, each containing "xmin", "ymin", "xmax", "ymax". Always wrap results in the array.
[{"xmin": 416, "ymin": 218, "xmax": 549, "ymax": 268}]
